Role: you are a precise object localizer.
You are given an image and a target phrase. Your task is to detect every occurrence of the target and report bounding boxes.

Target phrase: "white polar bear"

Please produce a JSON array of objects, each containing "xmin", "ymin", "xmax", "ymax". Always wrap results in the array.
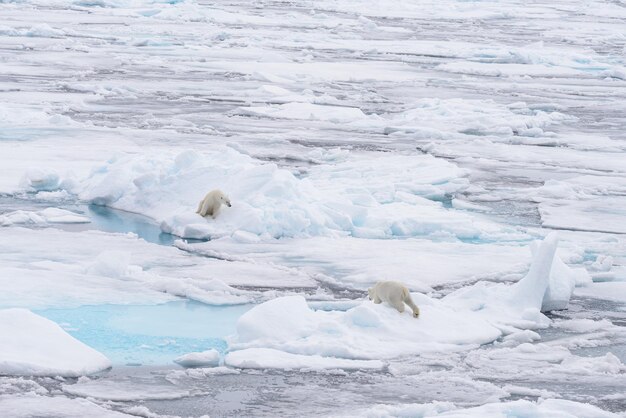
[
  {"xmin": 368, "ymin": 281, "xmax": 420, "ymax": 318},
  {"xmin": 196, "ymin": 189, "xmax": 231, "ymax": 218}
]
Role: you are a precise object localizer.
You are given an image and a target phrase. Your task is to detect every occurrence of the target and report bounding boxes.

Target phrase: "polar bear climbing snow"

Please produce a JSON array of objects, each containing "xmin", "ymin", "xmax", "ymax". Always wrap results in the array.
[
  {"xmin": 196, "ymin": 189, "xmax": 231, "ymax": 218},
  {"xmin": 368, "ymin": 281, "xmax": 420, "ymax": 318}
]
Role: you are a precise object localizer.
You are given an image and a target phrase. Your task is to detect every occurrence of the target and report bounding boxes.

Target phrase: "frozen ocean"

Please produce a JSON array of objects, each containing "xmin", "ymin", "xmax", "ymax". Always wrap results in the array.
[{"xmin": 0, "ymin": 0, "xmax": 625, "ymax": 416}]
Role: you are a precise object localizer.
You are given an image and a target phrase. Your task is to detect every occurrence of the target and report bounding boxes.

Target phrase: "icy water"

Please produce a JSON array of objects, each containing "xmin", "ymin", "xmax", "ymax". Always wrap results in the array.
[{"xmin": 0, "ymin": 196, "xmax": 179, "ymax": 245}]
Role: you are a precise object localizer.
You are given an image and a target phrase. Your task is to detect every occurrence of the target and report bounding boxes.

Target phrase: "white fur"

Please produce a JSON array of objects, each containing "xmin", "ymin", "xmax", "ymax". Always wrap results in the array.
[
  {"xmin": 368, "ymin": 281, "xmax": 420, "ymax": 318},
  {"xmin": 196, "ymin": 189, "xmax": 231, "ymax": 218}
]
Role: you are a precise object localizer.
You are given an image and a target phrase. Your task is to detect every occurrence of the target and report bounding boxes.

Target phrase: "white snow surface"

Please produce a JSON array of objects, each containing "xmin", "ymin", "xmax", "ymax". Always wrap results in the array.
[{"xmin": 0, "ymin": 309, "xmax": 111, "ymax": 377}]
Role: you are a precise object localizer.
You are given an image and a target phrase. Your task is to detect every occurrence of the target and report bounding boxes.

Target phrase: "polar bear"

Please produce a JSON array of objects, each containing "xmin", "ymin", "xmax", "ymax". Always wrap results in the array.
[
  {"xmin": 196, "ymin": 189, "xmax": 231, "ymax": 218},
  {"xmin": 368, "ymin": 281, "xmax": 420, "ymax": 318}
]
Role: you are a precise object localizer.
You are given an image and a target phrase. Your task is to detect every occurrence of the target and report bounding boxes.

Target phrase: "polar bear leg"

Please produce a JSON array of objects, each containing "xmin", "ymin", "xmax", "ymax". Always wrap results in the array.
[
  {"xmin": 403, "ymin": 290, "xmax": 420, "ymax": 318},
  {"xmin": 211, "ymin": 205, "xmax": 221, "ymax": 219},
  {"xmin": 373, "ymin": 296, "xmax": 382, "ymax": 304},
  {"xmin": 392, "ymin": 299, "xmax": 405, "ymax": 313},
  {"xmin": 196, "ymin": 198, "xmax": 205, "ymax": 214},
  {"xmin": 200, "ymin": 198, "xmax": 214, "ymax": 217}
]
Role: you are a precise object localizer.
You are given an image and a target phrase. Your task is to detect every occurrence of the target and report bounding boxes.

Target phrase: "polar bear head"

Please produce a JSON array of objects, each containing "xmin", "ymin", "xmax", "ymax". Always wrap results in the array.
[{"xmin": 216, "ymin": 190, "xmax": 232, "ymax": 207}]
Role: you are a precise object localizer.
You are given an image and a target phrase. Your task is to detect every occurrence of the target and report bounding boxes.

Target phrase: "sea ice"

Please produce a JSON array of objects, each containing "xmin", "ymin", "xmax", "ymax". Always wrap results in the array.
[
  {"xmin": 355, "ymin": 399, "xmax": 620, "ymax": 418},
  {"xmin": 174, "ymin": 349, "xmax": 220, "ymax": 368},
  {"xmin": 0, "ymin": 394, "xmax": 133, "ymax": 418},
  {"xmin": 226, "ymin": 234, "xmax": 573, "ymax": 366},
  {"xmin": 0, "ymin": 309, "xmax": 110, "ymax": 377},
  {"xmin": 0, "ymin": 227, "xmax": 312, "ymax": 310},
  {"xmin": 0, "ymin": 208, "xmax": 90, "ymax": 226},
  {"xmin": 225, "ymin": 348, "xmax": 385, "ymax": 371}
]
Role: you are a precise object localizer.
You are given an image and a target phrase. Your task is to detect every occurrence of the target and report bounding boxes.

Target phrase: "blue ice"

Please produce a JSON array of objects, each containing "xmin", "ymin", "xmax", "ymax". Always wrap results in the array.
[{"xmin": 35, "ymin": 301, "xmax": 253, "ymax": 366}]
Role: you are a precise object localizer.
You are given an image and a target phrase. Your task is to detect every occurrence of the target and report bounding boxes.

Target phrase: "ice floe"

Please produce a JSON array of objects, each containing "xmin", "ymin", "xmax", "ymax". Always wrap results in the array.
[
  {"xmin": 225, "ymin": 348, "xmax": 385, "ymax": 371},
  {"xmin": 0, "ymin": 309, "xmax": 110, "ymax": 377},
  {"xmin": 71, "ymin": 148, "xmax": 520, "ymax": 242},
  {"xmin": 225, "ymin": 234, "xmax": 579, "ymax": 366},
  {"xmin": 174, "ymin": 349, "xmax": 220, "ymax": 368},
  {"xmin": 0, "ymin": 227, "xmax": 312, "ymax": 310},
  {"xmin": 0, "ymin": 208, "xmax": 90, "ymax": 226}
]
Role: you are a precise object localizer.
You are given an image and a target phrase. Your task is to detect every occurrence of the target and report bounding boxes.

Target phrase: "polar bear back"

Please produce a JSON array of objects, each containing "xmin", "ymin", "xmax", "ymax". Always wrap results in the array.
[
  {"xmin": 368, "ymin": 280, "xmax": 420, "ymax": 318},
  {"xmin": 371, "ymin": 281, "xmax": 408, "ymax": 304}
]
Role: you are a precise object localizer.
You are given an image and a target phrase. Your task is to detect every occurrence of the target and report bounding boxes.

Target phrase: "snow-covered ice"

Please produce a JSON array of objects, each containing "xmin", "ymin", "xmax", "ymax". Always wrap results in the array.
[
  {"xmin": 354, "ymin": 399, "xmax": 621, "ymax": 418},
  {"xmin": 0, "ymin": 309, "xmax": 111, "ymax": 377},
  {"xmin": 225, "ymin": 234, "xmax": 583, "ymax": 363},
  {"xmin": 174, "ymin": 349, "xmax": 220, "ymax": 368}
]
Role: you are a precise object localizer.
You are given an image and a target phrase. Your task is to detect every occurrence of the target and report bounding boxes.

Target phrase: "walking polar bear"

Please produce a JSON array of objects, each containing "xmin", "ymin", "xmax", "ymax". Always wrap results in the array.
[
  {"xmin": 368, "ymin": 281, "xmax": 420, "ymax": 318},
  {"xmin": 196, "ymin": 189, "xmax": 231, "ymax": 218}
]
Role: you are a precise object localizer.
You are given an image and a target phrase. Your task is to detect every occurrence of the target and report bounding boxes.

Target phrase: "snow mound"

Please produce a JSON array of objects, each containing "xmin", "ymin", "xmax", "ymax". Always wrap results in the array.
[
  {"xmin": 228, "ymin": 233, "xmax": 568, "ymax": 364},
  {"xmin": 174, "ymin": 349, "xmax": 220, "ymax": 368},
  {"xmin": 0, "ymin": 309, "xmax": 111, "ymax": 377},
  {"xmin": 76, "ymin": 148, "xmax": 505, "ymax": 240}
]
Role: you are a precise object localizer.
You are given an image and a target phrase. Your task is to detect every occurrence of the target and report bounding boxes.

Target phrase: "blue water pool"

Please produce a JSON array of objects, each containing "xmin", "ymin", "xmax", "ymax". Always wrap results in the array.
[
  {"xmin": 35, "ymin": 301, "xmax": 253, "ymax": 367},
  {"xmin": 87, "ymin": 204, "xmax": 177, "ymax": 246}
]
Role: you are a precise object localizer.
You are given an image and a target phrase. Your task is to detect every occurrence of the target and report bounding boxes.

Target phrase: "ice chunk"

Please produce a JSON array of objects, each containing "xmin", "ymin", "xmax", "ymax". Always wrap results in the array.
[
  {"xmin": 174, "ymin": 349, "xmax": 220, "ymax": 368},
  {"xmin": 0, "ymin": 309, "xmax": 110, "ymax": 377},
  {"xmin": 575, "ymin": 282, "xmax": 626, "ymax": 303},
  {"xmin": 524, "ymin": 238, "xmax": 590, "ymax": 311},
  {"xmin": 239, "ymin": 102, "xmax": 367, "ymax": 123},
  {"xmin": 510, "ymin": 232, "xmax": 559, "ymax": 312},
  {"xmin": 21, "ymin": 169, "xmax": 61, "ymax": 192},
  {"xmin": 0, "ymin": 208, "xmax": 90, "ymax": 226},
  {"xmin": 224, "ymin": 348, "xmax": 385, "ymax": 371},
  {"xmin": 62, "ymin": 379, "xmax": 190, "ymax": 401}
]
